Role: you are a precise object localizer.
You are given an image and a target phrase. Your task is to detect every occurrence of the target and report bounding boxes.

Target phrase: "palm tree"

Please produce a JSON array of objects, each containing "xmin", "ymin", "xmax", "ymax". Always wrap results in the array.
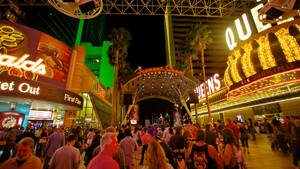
[
  {"xmin": 180, "ymin": 36, "xmax": 197, "ymax": 75},
  {"xmin": 108, "ymin": 27, "xmax": 132, "ymax": 126},
  {"xmin": 181, "ymin": 23, "xmax": 213, "ymax": 122},
  {"xmin": 174, "ymin": 58, "xmax": 190, "ymax": 73}
]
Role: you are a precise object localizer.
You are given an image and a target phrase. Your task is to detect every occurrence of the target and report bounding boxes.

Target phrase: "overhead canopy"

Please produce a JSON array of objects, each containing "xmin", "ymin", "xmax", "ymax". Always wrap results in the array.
[
  {"xmin": 89, "ymin": 94, "xmax": 112, "ymax": 129},
  {"xmin": 121, "ymin": 67, "xmax": 200, "ymax": 104}
]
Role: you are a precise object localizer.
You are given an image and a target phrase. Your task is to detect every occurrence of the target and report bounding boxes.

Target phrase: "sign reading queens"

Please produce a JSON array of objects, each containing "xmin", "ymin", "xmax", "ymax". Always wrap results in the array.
[{"xmin": 0, "ymin": 20, "xmax": 73, "ymax": 89}]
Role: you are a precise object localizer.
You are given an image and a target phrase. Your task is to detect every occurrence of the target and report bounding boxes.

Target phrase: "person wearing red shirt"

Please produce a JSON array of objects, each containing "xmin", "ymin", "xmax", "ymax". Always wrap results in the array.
[
  {"xmin": 225, "ymin": 118, "xmax": 240, "ymax": 141},
  {"xmin": 87, "ymin": 133, "xmax": 119, "ymax": 169}
]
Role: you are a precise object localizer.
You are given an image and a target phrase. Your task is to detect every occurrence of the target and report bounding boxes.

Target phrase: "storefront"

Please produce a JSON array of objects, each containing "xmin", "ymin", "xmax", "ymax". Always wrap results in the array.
[
  {"xmin": 191, "ymin": 17, "xmax": 300, "ymax": 124},
  {"xmin": 66, "ymin": 46, "xmax": 113, "ymax": 129},
  {"xmin": 0, "ymin": 20, "xmax": 83, "ymax": 129}
]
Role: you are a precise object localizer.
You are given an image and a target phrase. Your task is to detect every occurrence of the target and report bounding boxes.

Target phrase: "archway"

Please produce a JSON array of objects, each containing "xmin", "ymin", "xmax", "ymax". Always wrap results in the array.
[{"xmin": 120, "ymin": 66, "xmax": 199, "ymax": 126}]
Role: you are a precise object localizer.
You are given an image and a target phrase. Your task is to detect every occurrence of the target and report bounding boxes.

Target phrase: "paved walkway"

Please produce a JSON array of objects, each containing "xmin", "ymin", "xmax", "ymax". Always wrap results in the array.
[
  {"xmin": 134, "ymin": 134, "xmax": 295, "ymax": 169},
  {"xmin": 244, "ymin": 134, "xmax": 295, "ymax": 169}
]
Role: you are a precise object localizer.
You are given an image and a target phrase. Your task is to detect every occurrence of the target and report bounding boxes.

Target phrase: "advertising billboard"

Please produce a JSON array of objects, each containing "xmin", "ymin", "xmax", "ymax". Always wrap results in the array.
[
  {"xmin": 0, "ymin": 73, "xmax": 83, "ymax": 109},
  {"xmin": 0, "ymin": 112, "xmax": 25, "ymax": 129},
  {"xmin": 0, "ymin": 20, "xmax": 72, "ymax": 88},
  {"xmin": 0, "ymin": 103, "xmax": 31, "ymax": 129},
  {"xmin": 28, "ymin": 110, "xmax": 53, "ymax": 120}
]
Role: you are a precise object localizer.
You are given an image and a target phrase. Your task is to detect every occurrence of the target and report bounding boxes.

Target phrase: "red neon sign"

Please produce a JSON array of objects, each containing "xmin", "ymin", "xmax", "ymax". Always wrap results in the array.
[{"xmin": 134, "ymin": 65, "xmax": 184, "ymax": 75}]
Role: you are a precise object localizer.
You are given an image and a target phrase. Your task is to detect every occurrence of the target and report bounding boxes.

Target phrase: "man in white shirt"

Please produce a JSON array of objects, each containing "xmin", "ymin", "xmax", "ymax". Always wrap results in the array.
[
  {"xmin": 119, "ymin": 128, "xmax": 137, "ymax": 169},
  {"xmin": 49, "ymin": 134, "xmax": 80, "ymax": 169}
]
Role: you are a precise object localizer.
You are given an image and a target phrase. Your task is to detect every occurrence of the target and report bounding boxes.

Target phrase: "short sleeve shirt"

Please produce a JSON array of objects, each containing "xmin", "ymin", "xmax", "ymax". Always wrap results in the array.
[
  {"xmin": 49, "ymin": 145, "xmax": 80, "ymax": 169},
  {"xmin": 87, "ymin": 152, "xmax": 120, "ymax": 169}
]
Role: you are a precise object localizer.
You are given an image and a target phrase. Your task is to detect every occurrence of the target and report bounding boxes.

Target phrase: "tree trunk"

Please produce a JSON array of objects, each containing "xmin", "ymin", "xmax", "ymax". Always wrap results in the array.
[
  {"xmin": 111, "ymin": 50, "xmax": 119, "ymax": 126},
  {"xmin": 201, "ymin": 49, "xmax": 212, "ymax": 123},
  {"xmin": 189, "ymin": 56, "xmax": 193, "ymax": 75}
]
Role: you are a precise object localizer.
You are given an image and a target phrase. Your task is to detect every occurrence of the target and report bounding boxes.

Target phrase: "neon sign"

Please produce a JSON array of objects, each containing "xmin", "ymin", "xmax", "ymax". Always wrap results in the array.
[
  {"xmin": 64, "ymin": 93, "xmax": 82, "ymax": 106},
  {"xmin": 0, "ymin": 54, "xmax": 46, "ymax": 75},
  {"xmin": 225, "ymin": 2, "xmax": 294, "ymax": 50},
  {"xmin": 195, "ymin": 73, "xmax": 221, "ymax": 99},
  {"xmin": 134, "ymin": 65, "xmax": 185, "ymax": 75},
  {"xmin": 227, "ymin": 68, "xmax": 300, "ymax": 100},
  {"xmin": 0, "ymin": 81, "xmax": 40, "ymax": 95},
  {"xmin": 0, "ymin": 73, "xmax": 83, "ymax": 108}
]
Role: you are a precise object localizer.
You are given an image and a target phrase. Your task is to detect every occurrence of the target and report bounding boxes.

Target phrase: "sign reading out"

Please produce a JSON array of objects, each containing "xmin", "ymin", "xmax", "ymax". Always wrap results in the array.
[
  {"xmin": 0, "ymin": 74, "xmax": 83, "ymax": 109},
  {"xmin": 0, "ymin": 81, "xmax": 40, "ymax": 95},
  {"xmin": 195, "ymin": 73, "xmax": 221, "ymax": 99}
]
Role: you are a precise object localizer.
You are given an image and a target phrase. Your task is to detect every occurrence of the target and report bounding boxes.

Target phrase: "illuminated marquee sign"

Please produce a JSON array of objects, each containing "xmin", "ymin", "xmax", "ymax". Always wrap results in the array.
[
  {"xmin": 134, "ymin": 65, "xmax": 185, "ymax": 75},
  {"xmin": 195, "ymin": 73, "xmax": 221, "ymax": 99},
  {"xmin": 225, "ymin": 2, "xmax": 294, "ymax": 50},
  {"xmin": 0, "ymin": 54, "xmax": 46, "ymax": 75},
  {"xmin": 0, "ymin": 74, "xmax": 83, "ymax": 109},
  {"xmin": 0, "ymin": 81, "xmax": 40, "ymax": 95},
  {"xmin": 227, "ymin": 68, "xmax": 300, "ymax": 100}
]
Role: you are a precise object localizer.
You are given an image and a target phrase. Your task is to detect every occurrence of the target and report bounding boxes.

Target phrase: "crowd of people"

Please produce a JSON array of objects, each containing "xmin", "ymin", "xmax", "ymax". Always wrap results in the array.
[{"xmin": 0, "ymin": 115, "xmax": 299, "ymax": 169}]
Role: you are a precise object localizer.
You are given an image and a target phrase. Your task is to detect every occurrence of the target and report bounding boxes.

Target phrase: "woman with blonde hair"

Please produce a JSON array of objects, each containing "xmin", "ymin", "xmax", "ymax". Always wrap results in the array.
[{"xmin": 142, "ymin": 141, "xmax": 173, "ymax": 169}]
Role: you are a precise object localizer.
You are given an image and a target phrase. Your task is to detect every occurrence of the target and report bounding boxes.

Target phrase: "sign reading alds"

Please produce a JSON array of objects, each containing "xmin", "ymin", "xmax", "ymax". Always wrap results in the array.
[
  {"xmin": 0, "ymin": 73, "xmax": 83, "ymax": 109},
  {"xmin": 0, "ymin": 54, "xmax": 46, "ymax": 75}
]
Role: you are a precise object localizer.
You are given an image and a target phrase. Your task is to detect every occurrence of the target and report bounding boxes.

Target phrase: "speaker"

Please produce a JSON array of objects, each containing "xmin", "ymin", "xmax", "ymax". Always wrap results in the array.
[
  {"xmin": 189, "ymin": 93, "xmax": 199, "ymax": 104},
  {"xmin": 123, "ymin": 94, "xmax": 133, "ymax": 105},
  {"xmin": 79, "ymin": 0, "xmax": 96, "ymax": 13}
]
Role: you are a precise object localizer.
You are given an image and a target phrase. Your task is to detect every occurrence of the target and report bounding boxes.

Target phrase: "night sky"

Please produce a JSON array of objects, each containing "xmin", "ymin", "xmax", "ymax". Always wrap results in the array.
[
  {"xmin": 105, "ymin": 15, "xmax": 166, "ymax": 70},
  {"xmin": 105, "ymin": 15, "xmax": 177, "ymax": 124}
]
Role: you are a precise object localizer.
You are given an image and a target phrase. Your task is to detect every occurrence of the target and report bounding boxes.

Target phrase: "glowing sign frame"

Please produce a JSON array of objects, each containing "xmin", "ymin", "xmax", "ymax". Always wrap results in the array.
[
  {"xmin": 227, "ymin": 68, "xmax": 300, "ymax": 100},
  {"xmin": 195, "ymin": 73, "xmax": 221, "ymax": 99},
  {"xmin": 134, "ymin": 65, "xmax": 185, "ymax": 75},
  {"xmin": 0, "ymin": 54, "xmax": 46, "ymax": 75},
  {"xmin": 225, "ymin": 3, "xmax": 294, "ymax": 50}
]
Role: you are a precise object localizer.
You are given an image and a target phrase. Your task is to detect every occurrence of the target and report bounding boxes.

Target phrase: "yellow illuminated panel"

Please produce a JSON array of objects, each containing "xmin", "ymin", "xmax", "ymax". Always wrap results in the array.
[
  {"xmin": 275, "ymin": 28, "xmax": 300, "ymax": 62},
  {"xmin": 225, "ymin": 21, "xmax": 300, "ymax": 88},
  {"xmin": 224, "ymin": 67, "xmax": 233, "ymax": 87},
  {"xmin": 241, "ymin": 42, "xmax": 256, "ymax": 77},
  {"xmin": 227, "ymin": 55, "xmax": 234, "ymax": 65},
  {"xmin": 295, "ymin": 24, "xmax": 300, "ymax": 31},
  {"xmin": 230, "ymin": 59, "xmax": 243, "ymax": 83},
  {"xmin": 257, "ymin": 35, "xmax": 277, "ymax": 70}
]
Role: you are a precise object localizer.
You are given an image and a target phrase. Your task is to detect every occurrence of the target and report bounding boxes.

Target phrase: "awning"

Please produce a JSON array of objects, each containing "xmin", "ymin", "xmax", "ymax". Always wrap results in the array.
[{"xmin": 89, "ymin": 94, "xmax": 112, "ymax": 129}]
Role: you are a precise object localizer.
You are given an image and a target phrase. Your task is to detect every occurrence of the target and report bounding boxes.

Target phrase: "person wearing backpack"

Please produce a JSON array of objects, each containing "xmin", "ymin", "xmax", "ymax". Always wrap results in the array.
[
  {"xmin": 218, "ymin": 128, "xmax": 247, "ymax": 169},
  {"xmin": 190, "ymin": 129, "xmax": 223, "ymax": 169}
]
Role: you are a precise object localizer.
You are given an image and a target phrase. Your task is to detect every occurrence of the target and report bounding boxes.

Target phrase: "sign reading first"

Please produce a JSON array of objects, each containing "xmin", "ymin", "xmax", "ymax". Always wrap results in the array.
[{"xmin": 0, "ymin": 54, "xmax": 46, "ymax": 75}]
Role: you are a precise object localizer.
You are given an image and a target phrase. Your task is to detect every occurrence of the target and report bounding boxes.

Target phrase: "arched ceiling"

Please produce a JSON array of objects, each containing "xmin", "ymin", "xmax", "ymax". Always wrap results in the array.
[{"xmin": 121, "ymin": 67, "xmax": 200, "ymax": 104}]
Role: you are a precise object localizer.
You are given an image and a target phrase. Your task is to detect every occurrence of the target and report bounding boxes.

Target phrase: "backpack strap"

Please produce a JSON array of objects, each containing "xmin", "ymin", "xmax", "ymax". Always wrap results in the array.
[{"xmin": 226, "ymin": 144, "xmax": 239, "ymax": 169}]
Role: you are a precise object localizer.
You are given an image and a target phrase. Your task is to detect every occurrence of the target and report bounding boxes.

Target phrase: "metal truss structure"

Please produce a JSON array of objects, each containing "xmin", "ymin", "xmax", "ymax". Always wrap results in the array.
[{"xmin": 0, "ymin": 0, "xmax": 256, "ymax": 17}]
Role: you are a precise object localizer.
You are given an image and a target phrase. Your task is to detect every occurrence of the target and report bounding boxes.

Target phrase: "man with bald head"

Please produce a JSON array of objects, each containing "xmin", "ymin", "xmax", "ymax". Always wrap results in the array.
[{"xmin": 87, "ymin": 133, "xmax": 120, "ymax": 169}]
